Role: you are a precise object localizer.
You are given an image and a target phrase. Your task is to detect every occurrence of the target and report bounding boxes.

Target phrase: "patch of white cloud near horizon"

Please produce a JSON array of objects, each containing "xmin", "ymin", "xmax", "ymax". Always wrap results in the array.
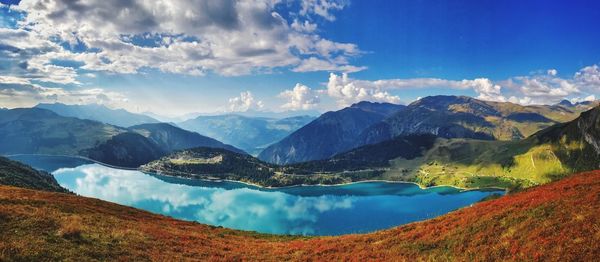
[
  {"xmin": 279, "ymin": 83, "xmax": 320, "ymax": 110},
  {"xmin": 500, "ymin": 66, "xmax": 600, "ymax": 105},
  {"xmin": 326, "ymin": 73, "xmax": 401, "ymax": 106},
  {"xmin": 318, "ymin": 65, "xmax": 600, "ymax": 107},
  {"xmin": 228, "ymin": 91, "xmax": 264, "ymax": 112},
  {"xmin": 2, "ymin": 0, "xmax": 362, "ymax": 83},
  {"xmin": 0, "ymin": 76, "xmax": 128, "ymax": 109}
]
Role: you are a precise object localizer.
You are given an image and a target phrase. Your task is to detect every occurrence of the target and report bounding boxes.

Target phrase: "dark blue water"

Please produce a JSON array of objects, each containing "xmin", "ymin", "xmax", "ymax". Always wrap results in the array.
[{"xmin": 9, "ymin": 155, "xmax": 504, "ymax": 236}]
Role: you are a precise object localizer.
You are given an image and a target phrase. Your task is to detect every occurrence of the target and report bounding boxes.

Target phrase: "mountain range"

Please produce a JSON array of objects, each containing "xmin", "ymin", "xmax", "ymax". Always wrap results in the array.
[
  {"xmin": 145, "ymin": 103, "xmax": 600, "ymax": 190},
  {"xmin": 178, "ymin": 114, "xmax": 314, "ymax": 155},
  {"xmin": 356, "ymin": 96, "xmax": 593, "ymax": 146},
  {"xmin": 0, "ymin": 108, "xmax": 242, "ymax": 168},
  {"xmin": 258, "ymin": 101, "xmax": 405, "ymax": 164},
  {"xmin": 259, "ymin": 96, "xmax": 596, "ymax": 164},
  {"xmin": 35, "ymin": 103, "xmax": 160, "ymax": 127}
]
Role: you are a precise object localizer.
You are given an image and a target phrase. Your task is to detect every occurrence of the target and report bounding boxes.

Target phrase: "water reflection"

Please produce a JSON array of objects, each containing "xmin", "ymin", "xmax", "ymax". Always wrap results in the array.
[
  {"xmin": 54, "ymin": 164, "xmax": 357, "ymax": 235},
  {"xmin": 52, "ymin": 163, "xmax": 503, "ymax": 235}
]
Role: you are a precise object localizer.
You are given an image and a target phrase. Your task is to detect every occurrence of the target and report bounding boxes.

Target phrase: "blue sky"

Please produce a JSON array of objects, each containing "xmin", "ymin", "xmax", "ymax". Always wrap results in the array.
[{"xmin": 1, "ymin": 0, "xmax": 600, "ymax": 116}]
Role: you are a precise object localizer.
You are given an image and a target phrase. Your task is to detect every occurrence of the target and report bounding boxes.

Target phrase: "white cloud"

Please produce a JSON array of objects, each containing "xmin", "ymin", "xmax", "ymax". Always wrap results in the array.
[
  {"xmin": 574, "ymin": 64, "xmax": 600, "ymax": 92},
  {"xmin": 279, "ymin": 83, "xmax": 320, "ymax": 110},
  {"xmin": 293, "ymin": 57, "xmax": 366, "ymax": 73},
  {"xmin": 300, "ymin": 0, "xmax": 348, "ymax": 21},
  {"xmin": 291, "ymin": 19, "xmax": 317, "ymax": 33},
  {"xmin": 468, "ymin": 78, "xmax": 505, "ymax": 102},
  {"xmin": 3, "ymin": 0, "xmax": 362, "ymax": 79},
  {"xmin": 323, "ymin": 73, "xmax": 510, "ymax": 106},
  {"xmin": 326, "ymin": 73, "xmax": 401, "ymax": 106},
  {"xmin": 547, "ymin": 69, "xmax": 557, "ymax": 76},
  {"xmin": 228, "ymin": 91, "xmax": 264, "ymax": 112},
  {"xmin": 501, "ymin": 70, "xmax": 582, "ymax": 105},
  {"xmin": 570, "ymin": 95, "xmax": 596, "ymax": 104},
  {"xmin": 0, "ymin": 79, "xmax": 128, "ymax": 109}
]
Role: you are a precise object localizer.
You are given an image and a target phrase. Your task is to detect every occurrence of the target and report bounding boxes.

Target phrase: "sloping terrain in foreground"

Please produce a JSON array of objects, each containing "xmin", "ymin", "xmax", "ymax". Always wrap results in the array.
[{"xmin": 1, "ymin": 171, "xmax": 599, "ymax": 261}]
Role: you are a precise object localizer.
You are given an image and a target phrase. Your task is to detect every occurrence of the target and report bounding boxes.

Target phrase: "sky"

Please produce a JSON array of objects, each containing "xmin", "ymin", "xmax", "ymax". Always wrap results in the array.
[{"xmin": 1, "ymin": 0, "xmax": 600, "ymax": 116}]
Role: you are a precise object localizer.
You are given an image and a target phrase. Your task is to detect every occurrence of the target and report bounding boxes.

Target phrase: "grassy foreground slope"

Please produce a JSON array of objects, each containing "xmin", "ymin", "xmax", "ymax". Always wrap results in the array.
[{"xmin": 1, "ymin": 171, "xmax": 599, "ymax": 261}]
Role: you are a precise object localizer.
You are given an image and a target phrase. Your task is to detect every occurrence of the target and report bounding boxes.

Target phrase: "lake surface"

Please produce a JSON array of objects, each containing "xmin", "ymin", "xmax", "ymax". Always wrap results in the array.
[{"xmin": 10, "ymin": 155, "xmax": 504, "ymax": 236}]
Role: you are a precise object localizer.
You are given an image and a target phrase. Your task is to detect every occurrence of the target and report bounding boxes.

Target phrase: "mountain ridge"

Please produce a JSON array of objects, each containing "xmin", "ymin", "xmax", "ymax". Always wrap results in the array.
[
  {"xmin": 35, "ymin": 103, "xmax": 159, "ymax": 127},
  {"xmin": 258, "ymin": 101, "xmax": 406, "ymax": 164}
]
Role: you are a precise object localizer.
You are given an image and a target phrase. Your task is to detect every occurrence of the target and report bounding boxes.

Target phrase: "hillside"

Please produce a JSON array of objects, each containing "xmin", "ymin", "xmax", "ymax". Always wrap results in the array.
[
  {"xmin": 357, "ymin": 95, "xmax": 594, "ymax": 147},
  {"xmin": 0, "ymin": 108, "xmax": 126, "ymax": 155},
  {"xmin": 129, "ymin": 123, "xmax": 245, "ymax": 154},
  {"xmin": 141, "ymin": 147, "xmax": 351, "ymax": 187},
  {"xmin": 178, "ymin": 114, "xmax": 314, "ymax": 155},
  {"xmin": 376, "ymin": 105, "xmax": 600, "ymax": 190},
  {"xmin": 82, "ymin": 132, "xmax": 167, "ymax": 168},
  {"xmin": 0, "ymin": 108, "xmax": 243, "ymax": 168},
  {"xmin": 1, "ymin": 170, "xmax": 598, "ymax": 260},
  {"xmin": 288, "ymin": 134, "xmax": 438, "ymax": 173},
  {"xmin": 258, "ymin": 102, "xmax": 405, "ymax": 164},
  {"xmin": 36, "ymin": 103, "xmax": 159, "ymax": 127},
  {"xmin": 0, "ymin": 156, "xmax": 68, "ymax": 193}
]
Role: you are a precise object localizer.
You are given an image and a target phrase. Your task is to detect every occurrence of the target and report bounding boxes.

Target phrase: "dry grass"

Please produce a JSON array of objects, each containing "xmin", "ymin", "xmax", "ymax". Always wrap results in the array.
[{"xmin": 1, "ymin": 171, "xmax": 600, "ymax": 261}]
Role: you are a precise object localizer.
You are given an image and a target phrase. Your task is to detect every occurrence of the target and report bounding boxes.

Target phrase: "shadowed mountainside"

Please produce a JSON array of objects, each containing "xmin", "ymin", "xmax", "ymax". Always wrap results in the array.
[
  {"xmin": 258, "ymin": 102, "xmax": 405, "ymax": 164},
  {"xmin": 0, "ymin": 156, "xmax": 67, "ymax": 193}
]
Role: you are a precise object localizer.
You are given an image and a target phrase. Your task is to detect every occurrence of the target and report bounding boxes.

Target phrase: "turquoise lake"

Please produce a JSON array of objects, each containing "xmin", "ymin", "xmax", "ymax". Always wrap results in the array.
[{"xmin": 10, "ymin": 155, "xmax": 504, "ymax": 236}]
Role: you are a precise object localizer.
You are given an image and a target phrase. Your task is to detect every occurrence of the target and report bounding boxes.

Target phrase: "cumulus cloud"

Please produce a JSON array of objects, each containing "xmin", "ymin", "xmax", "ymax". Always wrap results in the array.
[
  {"xmin": 320, "ymin": 64, "xmax": 600, "ymax": 107},
  {"xmin": 498, "ymin": 67, "xmax": 596, "ymax": 105},
  {"xmin": 321, "ymin": 73, "xmax": 512, "ymax": 106},
  {"xmin": 228, "ymin": 91, "xmax": 264, "ymax": 112},
  {"xmin": 326, "ymin": 73, "xmax": 401, "ymax": 106},
  {"xmin": 279, "ymin": 83, "xmax": 320, "ymax": 110},
  {"xmin": 2, "ymin": 0, "xmax": 362, "ymax": 80}
]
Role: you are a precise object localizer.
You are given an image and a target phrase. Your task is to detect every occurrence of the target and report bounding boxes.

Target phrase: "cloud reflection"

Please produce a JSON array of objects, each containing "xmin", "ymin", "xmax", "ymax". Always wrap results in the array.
[{"xmin": 53, "ymin": 164, "xmax": 355, "ymax": 235}]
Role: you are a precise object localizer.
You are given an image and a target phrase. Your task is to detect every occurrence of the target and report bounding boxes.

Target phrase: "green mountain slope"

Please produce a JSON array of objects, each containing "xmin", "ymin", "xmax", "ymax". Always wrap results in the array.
[
  {"xmin": 357, "ymin": 95, "xmax": 596, "ymax": 147},
  {"xmin": 380, "ymin": 105, "xmax": 600, "ymax": 190}
]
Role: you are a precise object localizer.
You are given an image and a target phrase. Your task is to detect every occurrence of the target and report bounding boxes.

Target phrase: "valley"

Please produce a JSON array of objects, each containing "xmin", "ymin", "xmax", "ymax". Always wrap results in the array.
[{"xmin": 141, "ymin": 104, "xmax": 600, "ymax": 190}]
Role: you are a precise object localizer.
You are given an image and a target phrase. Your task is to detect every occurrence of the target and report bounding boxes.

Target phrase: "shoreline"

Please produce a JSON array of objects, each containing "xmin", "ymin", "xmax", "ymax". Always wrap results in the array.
[
  {"xmin": 5, "ymin": 153, "xmax": 507, "ymax": 192},
  {"xmin": 146, "ymin": 168, "xmax": 508, "ymax": 192}
]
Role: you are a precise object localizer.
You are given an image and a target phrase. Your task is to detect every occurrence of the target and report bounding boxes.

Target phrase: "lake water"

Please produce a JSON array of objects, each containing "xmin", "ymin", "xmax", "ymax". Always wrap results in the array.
[{"xmin": 10, "ymin": 155, "xmax": 504, "ymax": 236}]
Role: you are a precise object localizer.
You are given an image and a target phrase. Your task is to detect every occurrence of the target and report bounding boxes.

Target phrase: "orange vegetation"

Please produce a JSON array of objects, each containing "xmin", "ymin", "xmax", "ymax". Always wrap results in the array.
[{"xmin": 1, "ymin": 171, "xmax": 600, "ymax": 261}]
